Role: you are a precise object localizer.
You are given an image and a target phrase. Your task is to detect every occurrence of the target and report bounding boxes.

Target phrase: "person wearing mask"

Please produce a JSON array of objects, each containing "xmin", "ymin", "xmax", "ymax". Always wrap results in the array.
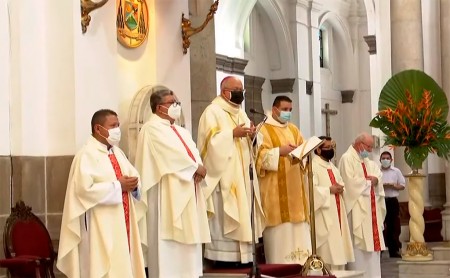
[
  {"xmin": 197, "ymin": 76, "xmax": 265, "ymax": 264},
  {"xmin": 312, "ymin": 136, "xmax": 354, "ymax": 270},
  {"xmin": 57, "ymin": 109, "xmax": 146, "ymax": 278},
  {"xmin": 134, "ymin": 86, "xmax": 211, "ymax": 277},
  {"xmin": 255, "ymin": 95, "xmax": 310, "ymax": 264},
  {"xmin": 338, "ymin": 132, "xmax": 386, "ymax": 278},
  {"xmin": 380, "ymin": 151, "xmax": 405, "ymax": 258}
]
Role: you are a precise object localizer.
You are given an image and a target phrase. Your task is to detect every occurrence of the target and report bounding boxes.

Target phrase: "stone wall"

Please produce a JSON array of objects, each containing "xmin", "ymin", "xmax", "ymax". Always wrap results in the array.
[{"xmin": 0, "ymin": 155, "xmax": 73, "ymax": 277}]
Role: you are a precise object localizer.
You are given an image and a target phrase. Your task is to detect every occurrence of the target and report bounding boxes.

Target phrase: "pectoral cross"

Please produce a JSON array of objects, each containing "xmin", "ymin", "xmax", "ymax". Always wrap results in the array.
[{"xmin": 321, "ymin": 103, "xmax": 337, "ymax": 137}]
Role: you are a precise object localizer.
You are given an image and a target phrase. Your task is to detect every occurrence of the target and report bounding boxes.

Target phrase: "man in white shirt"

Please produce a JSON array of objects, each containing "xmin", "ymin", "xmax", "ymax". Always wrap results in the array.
[{"xmin": 380, "ymin": 151, "xmax": 405, "ymax": 258}]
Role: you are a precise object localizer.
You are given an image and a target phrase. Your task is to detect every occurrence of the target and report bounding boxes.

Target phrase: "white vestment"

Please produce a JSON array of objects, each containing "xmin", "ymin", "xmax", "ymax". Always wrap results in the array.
[
  {"xmin": 197, "ymin": 96, "xmax": 265, "ymax": 263},
  {"xmin": 338, "ymin": 146, "xmax": 386, "ymax": 278},
  {"xmin": 312, "ymin": 155, "xmax": 354, "ymax": 268},
  {"xmin": 57, "ymin": 137, "xmax": 146, "ymax": 278},
  {"xmin": 135, "ymin": 115, "xmax": 211, "ymax": 278}
]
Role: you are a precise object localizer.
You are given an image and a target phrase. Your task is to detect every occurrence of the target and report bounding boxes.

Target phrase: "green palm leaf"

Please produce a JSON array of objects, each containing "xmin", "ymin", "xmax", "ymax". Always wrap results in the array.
[{"xmin": 369, "ymin": 69, "xmax": 450, "ymax": 169}]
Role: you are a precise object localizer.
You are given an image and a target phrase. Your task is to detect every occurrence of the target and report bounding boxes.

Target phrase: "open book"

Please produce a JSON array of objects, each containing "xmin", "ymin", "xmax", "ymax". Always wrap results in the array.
[{"xmin": 289, "ymin": 136, "xmax": 324, "ymax": 168}]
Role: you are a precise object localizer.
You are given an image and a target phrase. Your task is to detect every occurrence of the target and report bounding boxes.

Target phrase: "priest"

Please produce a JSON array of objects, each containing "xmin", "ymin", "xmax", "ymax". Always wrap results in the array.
[
  {"xmin": 134, "ymin": 86, "xmax": 211, "ymax": 277},
  {"xmin": 57, "ymin": 109, "xmax": 146, "ymax": 278},
  {"xmin": 255, "ymin": 95, "xmax": 311, "ymax": 264},
  {"xmin": 197, "ymin": 76, "xmax": 265, "ymax": 264},
  {"xmin": 312, "ymin": 136, "xmax": 354, "ymax": 270},
  {"xmin": 338, "ymin": 132, "xmax": 386, "ymax": 278}
]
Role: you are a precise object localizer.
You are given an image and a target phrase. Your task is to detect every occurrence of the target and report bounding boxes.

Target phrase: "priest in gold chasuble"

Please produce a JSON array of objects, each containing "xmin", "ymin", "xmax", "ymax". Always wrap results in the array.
[{"xmin": 255, "ymin": 96, "xmax": 311, "ymax": 264}]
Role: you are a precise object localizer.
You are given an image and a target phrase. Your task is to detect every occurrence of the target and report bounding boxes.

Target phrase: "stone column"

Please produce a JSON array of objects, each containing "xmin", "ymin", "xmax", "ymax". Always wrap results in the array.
[
  {"xmin": 391, "ymin": 0, "xmax": 432, "ymax": 260},
  {"xmin": 391, "ymin": 0, "xmax": 431, "ymax": 205},
  {"xmin": 422, "ymin": 0, "xmax": 445, "ymax": 210},
  {"xmin": 292, "ymin": 0, "xmax": 317, "ymax": 138},
  {"xmin": 244, "ymin": 75, "xmax": 266, "ymax": 124},
  {"xmin": 440, "ymin": 0, "xmax": 450, "ymax": 241},
  {"xmin": 391, "ymin": 0, "xmax": 424, "ymax": 173},
  {"xmin": 188, "ymin": 0, "xmax": 217, "ymax": 141}
]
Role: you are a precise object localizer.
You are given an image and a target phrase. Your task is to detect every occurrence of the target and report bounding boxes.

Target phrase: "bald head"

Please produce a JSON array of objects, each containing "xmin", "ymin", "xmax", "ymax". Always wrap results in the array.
[
  {"xmin": 354, "ymin": 132, "xmax": 373, "ymax": 145},
  {"xmin": 220, "ymin": 76, "xmax": 245, "ymax": 106},
  {"xmin": 353, "ymin": 132, "xmax": 374, "ymax": 154},
  {"xmin": 220, "ymin": 76, "xmax": 243, "ymax": 93}
]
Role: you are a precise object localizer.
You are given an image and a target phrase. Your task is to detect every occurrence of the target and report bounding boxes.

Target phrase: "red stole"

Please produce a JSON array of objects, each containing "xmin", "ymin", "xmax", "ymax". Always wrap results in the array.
[
  {"xmin": 170, "ymin": 125, "xmax": 197, "ymax": 198},
  {"xmin": 108, "ymin": 151, "xmax": 130, "ymax": 251},
  {"xmin": 326, "ymin": 168, "xmax": 341, "ymax": 231},
  {"xmin": 361, "ymin": 162, "xmax": 381, "ymax": 251}
]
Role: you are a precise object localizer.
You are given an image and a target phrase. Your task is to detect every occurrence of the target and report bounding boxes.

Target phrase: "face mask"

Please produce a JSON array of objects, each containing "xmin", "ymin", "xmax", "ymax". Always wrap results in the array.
[
  {"xmin": 381, "ymin": 159, "xmax": 391, "ymax": 168},
  {"xmin": 167, "ymin": 103, "xmax": 182, "ymax": 120},
  {"xmin": 360, "ymin": 149, "xmax": 370, "ymax": 159},
  {"xmin": 100, "ymin": 126, "xmax": 121, "ymax": 146},
  {"xmin": 279, "ymin": 111, "xmax": 292, "ymax": 123},
  {"xmin": 320, "ymin": 149, "xmax": 335, "ymax": 161},
  {"xmin": 229, "ymin": 90, "xmax": 245, "ymax": 105}
]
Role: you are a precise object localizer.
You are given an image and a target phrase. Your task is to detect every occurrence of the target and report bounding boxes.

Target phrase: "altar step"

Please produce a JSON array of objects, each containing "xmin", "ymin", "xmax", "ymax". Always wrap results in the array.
[
  {"xmin": 432, "ymin": 245, "xmax": 450, "ymax": 260},
  {"xmin": 201, "ymin": 270, "xmax": 364, "ymax": 278},
  {"xmin": 398, "ymin": 260, "xmax": 450, "ymax": 277}
]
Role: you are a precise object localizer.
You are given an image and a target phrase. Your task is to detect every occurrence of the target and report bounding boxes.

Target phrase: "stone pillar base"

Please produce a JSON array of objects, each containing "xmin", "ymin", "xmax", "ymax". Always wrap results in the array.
[
  {"xmin": 441, "ymin": 204, "xmax": 450, "ymax": 241},
  {"xmin": 402, "ymin": 242, "xmax": 433, "ymax": 261}
]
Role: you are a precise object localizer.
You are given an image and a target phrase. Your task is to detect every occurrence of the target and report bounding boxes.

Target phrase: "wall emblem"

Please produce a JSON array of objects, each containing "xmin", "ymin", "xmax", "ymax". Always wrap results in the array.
[{"xmin": 116, "ymin": 0, "xmax": 149, "ymax": 48}]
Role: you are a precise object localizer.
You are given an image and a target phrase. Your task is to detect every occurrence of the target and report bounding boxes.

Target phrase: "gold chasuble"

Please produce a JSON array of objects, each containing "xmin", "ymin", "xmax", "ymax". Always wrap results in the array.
[
  {"xmin": 255, "ymin": 115, "xmax": 311, "ymax": 264},
  {"xmin": 256, "ymin": 115, "xmax": 308, "ymax": 226},
  {"xmin": 197, "ymin": 96, "xmax": 265, "ymax": 263}
]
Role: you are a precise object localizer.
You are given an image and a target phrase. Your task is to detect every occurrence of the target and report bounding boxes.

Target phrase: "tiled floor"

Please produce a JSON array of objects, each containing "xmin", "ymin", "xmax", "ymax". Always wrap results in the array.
[{"xmin": 381, "ymin": 256, "xmax": 400, "ymax": 278}]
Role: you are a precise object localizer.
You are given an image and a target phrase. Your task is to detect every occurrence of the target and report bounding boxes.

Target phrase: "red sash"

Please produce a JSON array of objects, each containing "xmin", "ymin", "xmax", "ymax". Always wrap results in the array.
[
  {"xmin": 108, "ymin": 152, "xmax": 130, "ymax": 251},
  {"xmin": 326, "ymin": 168, "xmax": 341, "ymax": 231},
  {"xmin": 361, "ymin": 162, "xmax": 381, "ymax": 251},
  {"xmin": 170, "ymin": 125, "xmax": 197, "ymax": 198}
]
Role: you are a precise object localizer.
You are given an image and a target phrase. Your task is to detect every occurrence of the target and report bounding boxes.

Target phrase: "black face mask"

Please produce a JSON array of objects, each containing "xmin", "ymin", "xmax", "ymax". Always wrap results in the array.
[
  {"xmin": 320, "ymin": 149, "xmax": 335, "ymax": 161},
  {"xmin": 229, "ymin": 90, "xmax": 245, "ymax": 105}
]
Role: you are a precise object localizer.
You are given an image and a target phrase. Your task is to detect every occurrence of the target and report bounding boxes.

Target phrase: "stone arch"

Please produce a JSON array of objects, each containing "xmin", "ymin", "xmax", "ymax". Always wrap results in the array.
[
  {"xmin": 127, "ymin": 85, "xmax": 185, "ymax": 163},
  {"xmin": 215, "ymin": 0, "xmax": 295, "ymax": 78},
  {"xmin": 319, "ymin": 11, "xmax": 355, "ymax": 90}
]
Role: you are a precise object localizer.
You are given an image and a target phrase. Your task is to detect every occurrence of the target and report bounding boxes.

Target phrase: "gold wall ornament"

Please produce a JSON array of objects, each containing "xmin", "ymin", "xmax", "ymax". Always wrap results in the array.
[
  {"xmin": 116, "ymin": 0, "xmax": 149, "ymax": 48},
  {"xmin": 181, "ymin": 0, "xmax": 219, "ymax": 54},
  {"xmin": 81, "ymin": 0, "xmax": 110, "ymax": 34}
]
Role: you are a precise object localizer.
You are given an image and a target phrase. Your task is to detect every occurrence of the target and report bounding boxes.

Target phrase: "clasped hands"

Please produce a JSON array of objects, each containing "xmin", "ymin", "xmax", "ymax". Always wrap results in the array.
[
  {"xmin": 119, "ymin": 175, "xmax": 139, "ymax": 192},
  {"xmin": 330, "ymin": 183, "xmax": 344, "ymax": 194},
  {"xmin": 367, "ymin": 176, "xmax": 378, "ymax": 187},
  {"xmin": 194, "ymin": 164, "xmax": 207, "ymax": 185}
]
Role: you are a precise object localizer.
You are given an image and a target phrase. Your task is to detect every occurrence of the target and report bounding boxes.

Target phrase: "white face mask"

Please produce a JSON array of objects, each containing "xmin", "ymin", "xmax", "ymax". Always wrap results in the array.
[
  {"xmin": 167, "ymin": 104, "xmax": 182, "ymax": 120},
  {"xmin": 100, "ymin": 126, "xmax": 121, "ymax": 146},
  {"xmin": 381, "ymin": 159, "xmax": 391, "ymax": 168}
]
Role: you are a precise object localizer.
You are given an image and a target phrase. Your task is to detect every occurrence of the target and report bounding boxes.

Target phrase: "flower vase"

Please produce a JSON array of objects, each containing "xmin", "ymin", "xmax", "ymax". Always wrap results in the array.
[{"xmin": 402, "ymin": 169, "xmax": 433, "ymax": 261}]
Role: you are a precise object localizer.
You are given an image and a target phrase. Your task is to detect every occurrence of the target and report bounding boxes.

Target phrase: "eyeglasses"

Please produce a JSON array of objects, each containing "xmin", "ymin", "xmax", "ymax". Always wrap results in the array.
[{"xmin": 160, "ymin": 101, "xmax": 181, "ymax": 107}]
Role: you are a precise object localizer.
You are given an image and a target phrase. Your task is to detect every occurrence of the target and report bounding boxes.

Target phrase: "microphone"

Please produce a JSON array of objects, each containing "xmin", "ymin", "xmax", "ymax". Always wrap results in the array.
[{"xmin": 249, "ymin": 108, "xmax": 266, "ymax": 116}]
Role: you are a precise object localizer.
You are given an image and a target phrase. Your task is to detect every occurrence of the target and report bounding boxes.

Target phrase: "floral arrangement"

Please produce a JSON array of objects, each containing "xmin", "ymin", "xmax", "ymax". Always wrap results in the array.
[{"xmin": 370, "ymin": 70, "xmax": 450, "ymax": 169}]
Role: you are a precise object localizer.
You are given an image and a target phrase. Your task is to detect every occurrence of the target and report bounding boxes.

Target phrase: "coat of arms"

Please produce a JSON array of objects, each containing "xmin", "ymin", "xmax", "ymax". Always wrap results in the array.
[{"xmin": 116, "ymin": 0, "xmax": 149, "ymax": 48}]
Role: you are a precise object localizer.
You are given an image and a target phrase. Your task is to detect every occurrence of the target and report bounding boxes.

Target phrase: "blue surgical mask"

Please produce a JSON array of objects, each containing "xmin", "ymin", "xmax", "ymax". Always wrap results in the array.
[
  {"xmin": 381, "ymin": 159, "xmax": 391, "ymax": 168},
  {"xmin": 279, "ymin": 111, "xmax": 291, "ymax": 123},
  {"xmin": 360, "ymin": 149, "xmax": 369, "ymax": 159}
]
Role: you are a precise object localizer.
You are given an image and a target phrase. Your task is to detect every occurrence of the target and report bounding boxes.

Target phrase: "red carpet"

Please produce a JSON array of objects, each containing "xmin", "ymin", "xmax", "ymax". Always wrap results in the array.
[{"xmin": 204, "ymin": 263, "xmax": 336, "ymax": 277}]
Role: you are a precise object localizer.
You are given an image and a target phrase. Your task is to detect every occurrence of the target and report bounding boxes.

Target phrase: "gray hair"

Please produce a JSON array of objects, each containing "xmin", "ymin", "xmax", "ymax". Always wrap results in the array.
[
  {"xmin": 354, "ymin": 132, "xmax": 369, "ymax": 144},
  {"xmin": 150, "ymin": 85, "xmax": 173, "ymax": 113}
]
